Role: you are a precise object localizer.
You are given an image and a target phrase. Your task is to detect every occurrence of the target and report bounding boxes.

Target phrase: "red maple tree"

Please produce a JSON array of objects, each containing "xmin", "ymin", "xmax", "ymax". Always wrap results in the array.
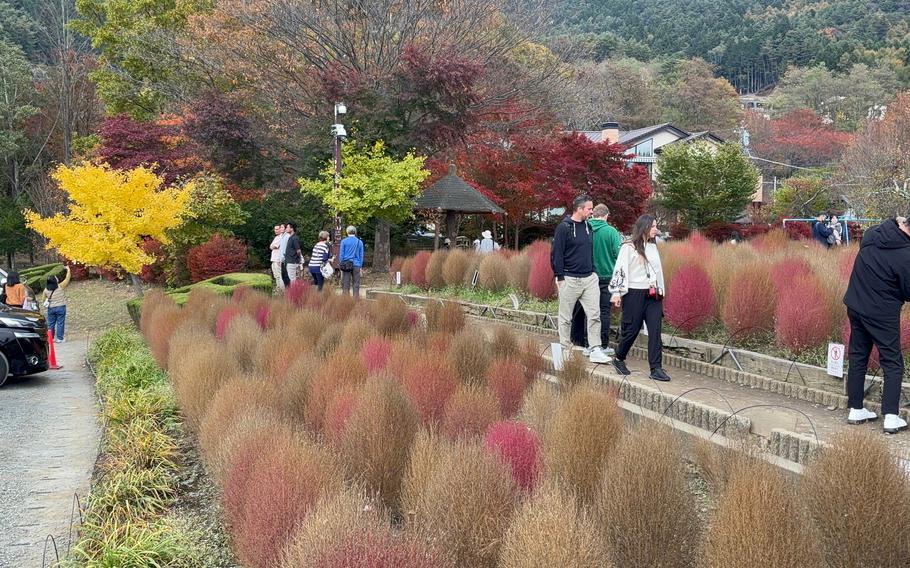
[{"xmin": 749, "ymin": 108, "xmax": 852, "ymax": 169}]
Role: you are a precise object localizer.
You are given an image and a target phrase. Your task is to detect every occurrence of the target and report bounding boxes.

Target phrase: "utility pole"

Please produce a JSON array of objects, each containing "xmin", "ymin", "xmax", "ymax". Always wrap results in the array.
[{"xmin": 332, "ymin": 102, "xmax": 347, "ymax": 267}]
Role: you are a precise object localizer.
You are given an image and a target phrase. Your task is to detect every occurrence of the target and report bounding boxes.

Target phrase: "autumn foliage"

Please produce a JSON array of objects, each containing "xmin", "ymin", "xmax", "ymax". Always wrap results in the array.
[
  {"xmin": 664, "ymin": 265, "xmax": 715, "ymax": 332},
  {"xmin": 186, "ymin": 233, "xmax": 249, "ymax": 283}
]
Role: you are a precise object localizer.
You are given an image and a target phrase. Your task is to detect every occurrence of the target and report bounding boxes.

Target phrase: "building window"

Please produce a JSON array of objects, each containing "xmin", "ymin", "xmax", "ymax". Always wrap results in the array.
[{"xmin": 633, "ymin": 138, "xmax": 653, "ymax": 157}]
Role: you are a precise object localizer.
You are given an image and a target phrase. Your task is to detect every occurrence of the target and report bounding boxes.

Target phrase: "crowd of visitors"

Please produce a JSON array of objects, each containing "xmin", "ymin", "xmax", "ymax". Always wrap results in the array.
[{"xmin": 268, "ymin": 222, "xmax": 363, "ymax": 298}]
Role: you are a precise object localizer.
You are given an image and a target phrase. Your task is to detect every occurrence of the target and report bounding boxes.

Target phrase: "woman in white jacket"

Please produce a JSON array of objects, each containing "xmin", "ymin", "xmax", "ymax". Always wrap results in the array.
[{"xmin": 608, "ymin": 215, "xmax": 671, "ymax": 381}]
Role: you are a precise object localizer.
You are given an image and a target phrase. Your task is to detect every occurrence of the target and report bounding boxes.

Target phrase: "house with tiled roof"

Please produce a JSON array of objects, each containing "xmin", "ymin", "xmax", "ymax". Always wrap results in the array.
[{"xmin": 575, "ymin": 122, "xmax": 725, "ymax": 181}]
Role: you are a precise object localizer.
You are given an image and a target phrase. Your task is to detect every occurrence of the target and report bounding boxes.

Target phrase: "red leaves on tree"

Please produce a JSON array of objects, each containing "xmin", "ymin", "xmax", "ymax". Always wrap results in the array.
[{"xmin": 749, "ymin": 108, "xmax": 852, "ymax": 168}]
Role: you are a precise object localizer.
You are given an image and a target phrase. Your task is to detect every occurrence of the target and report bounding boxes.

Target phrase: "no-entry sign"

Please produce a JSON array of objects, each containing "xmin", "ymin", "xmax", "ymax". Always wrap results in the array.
[{"xmin": 827, "ymin": 343, "xmax": 845, "ymax": 378}]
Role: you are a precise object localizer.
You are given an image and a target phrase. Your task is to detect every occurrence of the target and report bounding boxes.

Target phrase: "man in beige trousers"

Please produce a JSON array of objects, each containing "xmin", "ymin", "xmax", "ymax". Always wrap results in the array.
[{"xmin": 550, "ymin": 195, "xmax": 610, "ymax": 364}]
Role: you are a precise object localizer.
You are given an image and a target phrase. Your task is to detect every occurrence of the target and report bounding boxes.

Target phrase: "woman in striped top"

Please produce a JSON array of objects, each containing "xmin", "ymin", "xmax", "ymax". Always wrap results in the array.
[{"xmin": 308, "ymin": 231, "xmax": 331, "ymax": 290}]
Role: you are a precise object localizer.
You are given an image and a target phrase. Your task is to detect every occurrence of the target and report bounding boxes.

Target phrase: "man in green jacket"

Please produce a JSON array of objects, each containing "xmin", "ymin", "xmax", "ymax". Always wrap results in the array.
[{"xmin": 589, "ymin": 203, "xmax": 622, "ymax": 351}]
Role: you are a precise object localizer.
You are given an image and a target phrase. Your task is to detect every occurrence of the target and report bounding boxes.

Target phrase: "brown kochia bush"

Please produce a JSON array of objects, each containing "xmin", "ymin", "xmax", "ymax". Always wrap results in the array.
[
  {"xmin": 338, "ymin": 376, "xmax": 419, "ymax": 508},
  {"xmin": 144, "ymin": 303, "xmax": 185, "ymax": 368},
  {"xmin": 491, "ymin": 325, "xmax": 519, "ymax": 359},
  {"xmin": 557, "ymin": 350, "xmax": 589, "ymax": 392},
  {"xmin": 544, "ymin": 386, "xmax": 622, "ymax": 505},
  {"xmin": 803, "ymin": 429, "xmax": 910, "ymax": 567},
  {"xmin": 442, "ymin": 249, "xmax": 470, "ymax": 287},
  {"xmin": 370, "ymin": 295, "xmax": 411, "ymax": 336},
  {"xmin": 442, "ymin": 385, "xmax": 501, "ymax": 440},
  {"xmin": 425, "ymin": 250, "xmax": 448, "ymax": 290},
  {"xmin": 447, "ymin": 328, "xmax": 492, "ymax": 385},
  {"xmin": 596, "ymin": 423, "xmax": 700, "ymax": 567},
  {"xmin": 705, "ymin": 457, "xmax": 822, "ymax": 568},
  {"xmin": 499, "ymin": 483, "xmax": 610, "ymax": 568},
  {"xmin": 305, "ymin": 351, "xmax": 367, "ymax": 433},
  {"xmin": 229, "ymin": 434, "xmax": 344, "ymax": 568},
  {"xmin": 203, "ymin": 400, "xmax": 289, "ymax": 486},
  {"xmin": 276, "ymin": 352, "xmax": 319, "ymax": 424},
  {"xmin": 168, "ymin": 332, "xmax": 238, "ymax": 431},
  {"xmin": 339, "ymin": 316, "xmax": 374, "ymax": 353},
  {"xmin": 224, "ymin": 313, "xmax": 261, "ymax": 374},
  {"xmin": 425, "ymin": 300, "xmax": 465, "ymax": 334},
  {"xmin": 507, "ymin": 253, "xmax": 531, "ymax": 293},
  {"xmin": 183, "ymin": 286, "xmax": 230, "ymax": 330},
  {"xmin": 404, "ymin": 440, "xmax": 517, "ymax": 568},
  {"xmin": 519, "ymin": 381, "xmax": 560, "ymax": 437},
  {"xmin": 478, "ymin": 252, "xmax": 510, "ymax": 292},
  {"xmin": 139, "ymin": 288, "xmax": 173, "ymax": 339}
]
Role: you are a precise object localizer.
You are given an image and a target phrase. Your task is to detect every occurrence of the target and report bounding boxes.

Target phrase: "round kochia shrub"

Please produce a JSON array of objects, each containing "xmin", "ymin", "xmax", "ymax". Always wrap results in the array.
[
  {"xmin": 484, "ymin": 421, "xmax": 541, "ymax": 492},
  {"xmin": 526, "ymin": 241, "xmax": 556, "ymax": 300},
  {"xmin": 774, "ymin": 273, "xmax": 832, "ymax": 353},
  {"xmin": 186, "ymin": 233, "xmax": 249, "ymax": 283},
  {"xmin": 722, "ymin": 261, "xmax": 776, "ymax": 338},
  {"xmin": 442, "ymin": 249, "xmax": 470, "ymax": 286},
  {"xmin": 664, "ymin": 264, "xmax": 715, "ymax": 333},
  {"xmin": 411, "ymin": 251, "xmax": 431, "ymax": 288},
  {"xmin": 442, "ymin": 385, "xmax": 501, "ymax": 440},
  {"xmin": 425, "ymin": 250, "xmax": 448, "ymax": 289}
]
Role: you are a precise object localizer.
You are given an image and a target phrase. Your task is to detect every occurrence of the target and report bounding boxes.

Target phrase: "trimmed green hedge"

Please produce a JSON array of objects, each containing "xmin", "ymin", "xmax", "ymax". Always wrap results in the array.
[
  {"xmin": 127, "ymin": 272, "xmax": 273, "ymax": 325},
  {"xmin": 19, "ymin": 263, "xmax": 67, "ymax": 294}
]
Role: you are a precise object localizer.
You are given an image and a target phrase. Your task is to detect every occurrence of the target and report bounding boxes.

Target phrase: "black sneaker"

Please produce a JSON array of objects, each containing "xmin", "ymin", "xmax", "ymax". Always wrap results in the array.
[
  {"xmin": 649, "ymin": 368, "xmax": 672, "ymax": 382},
  {"xmin": 612, "ymin": 359, "xmax": 631, "ymax": 376}
]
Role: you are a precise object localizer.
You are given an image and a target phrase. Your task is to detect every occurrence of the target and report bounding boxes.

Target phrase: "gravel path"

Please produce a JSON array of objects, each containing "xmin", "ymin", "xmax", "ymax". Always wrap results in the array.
[{"xmin": 0, "ymin": 338, "xmax": 100, "ymax": 567}]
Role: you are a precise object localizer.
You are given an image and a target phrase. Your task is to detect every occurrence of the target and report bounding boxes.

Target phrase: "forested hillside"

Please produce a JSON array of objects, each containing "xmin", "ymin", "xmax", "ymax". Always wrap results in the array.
[{"xmin": 550, "ymin": 0, "xmax": 910, "ymax": 92}]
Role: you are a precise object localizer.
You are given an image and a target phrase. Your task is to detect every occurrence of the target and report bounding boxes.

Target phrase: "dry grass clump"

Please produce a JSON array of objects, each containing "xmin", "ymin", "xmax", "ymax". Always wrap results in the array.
[
  {"xmin": 705, "ymin": 458, "xmax": 822, "ymax": 568},
  {"xmin": 707, "ymin": 243, "xmax": 754, "ymax": 315},
  {"xmin": 276, "ymin": 352, "xmax": 319, "ymax": 423},
  {"xmin": 371, "ymin": 295, "xmax": 411, "ymax": 336},
  {"xmin": 323, "ymin": 293, "xmax": 357, "ymax": 322},
  {"xmin": 286, "ymin": 308, "xmax": 331, "ymax": 347},
  {"xmin": 557, "ymin": 350, "xmax": 589, "ymax": 391},
  {"xmin": 425, "ymin": 250, "xmax": 448, "ymax": 290},
  {"xmin": 386, "ymin": 337, "xmax": 424, "ymax": 379},
  {"xmin": 339, "ymin": 316, "xmax": 374, "ymax": 353},
  {"xmin": 442, "ymin": 249, "xmax": 470, "ymax": 287},
  {"xmin": 488, "ymin": 357, "xmax": 529, "ymax": 417},
  {"xmin": 596, "ymin": 423, "xmax": 700, "ymax": 567},
  {"xmin": 405, "ymin": 440, "xmax": 517, "ymax": 568},
  {"xmin": 442, "ymin": 385, "xmax": 501, "ymax": 440},
  {"xmin": 305, "ymin": 352, "xmax": 367, "ymax": 432},
  {"xmin": 425, "ymin": 300, "xmax": 465, "ymax": 334},
  {"xmin": 231, "ymin": 435, "xmax": 344, "ymax": 568},
  {"xmin": 462, "ymin": 254, "xmax": 482, "ymax": 286},
  {"xmin": 254, "ymin": 328, "xmax": 304, "ymax": 381},
  {"xmin": 338, "ymin": 376, "xmax": 419, "ymax": 508},
  {"xmin": 399, "ymin": 354, "xmax": 459, "ymax": 426},
  {"xmin": 314, "ymin": 322, "xmax": 343, "ymax": 358},
  {"xmin": 165, "ymin": 316, "xmax": 213, "ymax": 373},
  {"xmin": 478, "ymin": 252, "xmax": 510, "ymax": 292},
  {"xmin": 183, "ymin": 286, "xmax": 230, "ymax": 330},
  {"xmin": 279, "ymin": 489, "xmax": 383, "ymax": 568},
  {"xmin": 303, "ymin": 526, "xmax": 452, "ymax": 568},
  {"xmin": 518, "ymin": 381, "xmax": 560, "ymax": 436},
  {"xmin": 144, "ymin": 304, "xmax": 185, "ymax": 368},
  {"xmin": 202, "ymin": 401, "xmax": 289, "ymax": 486},
  {"xmin": 139, "ymin": 289, "xmax": 174, "ymax": 339},
  {"xmin": 225, "ymin": 313, "xmax": 262, "ymax": 374},
  {"xmin": 499, "ymin": 483, "xmax": 609, "ymax": 568},
  {"xmin": 447, "ymin": 328, "xmax": 492, "ymax": 385},
  {"xmin": 168, "ymin": 333, "xmax": 238, "ymax": 431},
  {"xmin": 491, "ymin": 325, "xmax": 519, "ymax": 359},
  {"xmin": 323, "ymin": 386, "xmax": 358, "ymax": 444},
  {"xmin": 400, "ymin": 257, "xmax": 414, "ymax": 285},
  {"xmin": 401, "ymin": 429, "xmax": 452, "ymax": 518},
  {"xmin": 518, "ymin": 338, "xmax": 544, "ymax": 384},
  {"xmin": 803, "ymin": 429, "xmax": 910, "ymax": 567},
  {"xmin": 507, "ymin": 253, "xmax": 531, "ymax": 293},
  {"xmin": 544, "ymin": 386, "xmax": 622, "ymax": 505}
]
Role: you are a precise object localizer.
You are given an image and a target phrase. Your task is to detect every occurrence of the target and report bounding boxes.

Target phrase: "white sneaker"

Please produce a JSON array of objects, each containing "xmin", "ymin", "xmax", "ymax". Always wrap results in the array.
[
  {"xmin": 602, "ymin": 346, "xmax": 615, "ymax": 356},
  {"xmin": 847, "ymin": 407, "xmax": 878, "ymax": 425},
  {"xmin": 589, "ymin": 347, "xmax": 610, "ymax": 364},
  {"xmin": 572, "ymin": 345, "xmax": 592, "ymax": 357},
  {"xmin": 883, "ymin": 414, "xmax": 908, "ymax": 434}
]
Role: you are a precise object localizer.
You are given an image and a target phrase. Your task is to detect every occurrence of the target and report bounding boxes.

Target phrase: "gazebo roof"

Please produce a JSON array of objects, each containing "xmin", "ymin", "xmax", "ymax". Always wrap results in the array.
[{"xmin": 415, "ymin": 164, "xmax": 505, "ymax": 215}]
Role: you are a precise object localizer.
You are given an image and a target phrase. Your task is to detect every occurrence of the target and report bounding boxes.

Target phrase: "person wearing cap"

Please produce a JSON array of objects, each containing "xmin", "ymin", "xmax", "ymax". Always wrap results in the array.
[{"xmin": 476, "ymin": 230, "xmax": 500, "ymax": 254}]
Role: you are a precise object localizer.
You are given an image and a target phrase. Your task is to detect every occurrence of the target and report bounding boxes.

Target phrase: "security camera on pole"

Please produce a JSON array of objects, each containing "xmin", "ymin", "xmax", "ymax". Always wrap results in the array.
[{"xmin": 331, "ymin": 102, "xmax": 347, "ymax": 268}]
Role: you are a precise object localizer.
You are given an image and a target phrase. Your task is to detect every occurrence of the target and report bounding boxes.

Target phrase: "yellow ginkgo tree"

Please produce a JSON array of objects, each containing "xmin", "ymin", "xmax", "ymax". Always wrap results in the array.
[{"xmin": 26, "ymin": 162, "xmax": 191, "ymax": 295}]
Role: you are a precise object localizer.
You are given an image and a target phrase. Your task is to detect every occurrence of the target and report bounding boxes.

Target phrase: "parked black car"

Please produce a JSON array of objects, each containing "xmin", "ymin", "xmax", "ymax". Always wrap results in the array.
[{"xmin": 0, "ymin": 304, "xmax": 48, "ymax": 387}]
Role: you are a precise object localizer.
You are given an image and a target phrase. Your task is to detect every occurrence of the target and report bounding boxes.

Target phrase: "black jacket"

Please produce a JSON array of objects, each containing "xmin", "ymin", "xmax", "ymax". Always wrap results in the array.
[
  {"xmin": 812, "ymin": 220, "xmax": 832, "ymax": 247},
  {"xmin": 551, "ymin": 217, "xmax": 594, "ymax": 280},
  {"xmin": 843, "ymin": 219, "xmax": 910, "ymax": 322}
]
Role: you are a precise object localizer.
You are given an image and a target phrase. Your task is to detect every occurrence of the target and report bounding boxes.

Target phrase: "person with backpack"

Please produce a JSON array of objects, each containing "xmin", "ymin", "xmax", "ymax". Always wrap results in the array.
[
  {"xmin": 339, "ymin": 225, "xmax": 364, "ymax": 297},
  {"xmin": 42, "ymin": 266, "xmax": 71, "ymax": 343},
  {"xmin": 812, "ymin": 212, "xmax": 834, "ymax": 248},
  {"xmin": 843, "ymin": 216, "xmax": 910, "ymax": 434}
]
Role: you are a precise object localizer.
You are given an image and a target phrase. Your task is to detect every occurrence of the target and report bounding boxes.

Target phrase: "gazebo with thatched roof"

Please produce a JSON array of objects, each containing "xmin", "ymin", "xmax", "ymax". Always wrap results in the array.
[{"xmin": 415, "ymin": 164, "xmax": 505, "ymax": 249}]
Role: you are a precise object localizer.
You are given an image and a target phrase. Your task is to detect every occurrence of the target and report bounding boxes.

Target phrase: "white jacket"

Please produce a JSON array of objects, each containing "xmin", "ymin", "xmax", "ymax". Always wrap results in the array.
[{"xmin": 609, "ymin": 242, "xmax": 665, "ymax": 297}]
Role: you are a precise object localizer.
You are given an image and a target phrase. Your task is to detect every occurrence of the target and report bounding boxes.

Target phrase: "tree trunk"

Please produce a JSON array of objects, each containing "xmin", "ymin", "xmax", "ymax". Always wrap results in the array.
[
  {"xmin": 129, "ymin": 274, "xmax": 144, "ymax": 297},
  {"xmin": 514, "ymin": 223, "xmax": 520, "ymax": 250},
  {"xmin": 373, "ymin": 219, "xmax": 391, "ymax": 273}
]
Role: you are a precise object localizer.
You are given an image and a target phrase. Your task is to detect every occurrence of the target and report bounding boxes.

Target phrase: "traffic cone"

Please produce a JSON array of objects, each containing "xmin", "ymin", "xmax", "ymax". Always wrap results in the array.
[{"xmin": 47, "ymin": 329, "xmax": 62, "ymax": 370}]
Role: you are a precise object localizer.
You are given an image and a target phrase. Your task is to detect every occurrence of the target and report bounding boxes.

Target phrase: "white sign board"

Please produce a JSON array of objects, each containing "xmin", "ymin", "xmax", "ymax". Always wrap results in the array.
[
  {"xmin": 551, "ymin": 343, "xmax": 564, "ymax": 371},
  {"xmin": 508, "ymin": 293, "xmax": 520, "ymax": 310},
  {"xmin": 827, "ymin": 342, "xmax": 845, "ymax": 378},
  {"xmin": 471, "ymin": 270, "xmax": 480, "ymax": 288},
  {"xmin": 395, "ymin": 271, "xmax": 401, "ymax": 286}
]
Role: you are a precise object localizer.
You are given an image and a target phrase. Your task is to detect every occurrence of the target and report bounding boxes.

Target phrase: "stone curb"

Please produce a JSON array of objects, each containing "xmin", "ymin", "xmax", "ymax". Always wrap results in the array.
[{"xmin": 768, "ymin": 429, "xmax": 826, "ymax": 465}]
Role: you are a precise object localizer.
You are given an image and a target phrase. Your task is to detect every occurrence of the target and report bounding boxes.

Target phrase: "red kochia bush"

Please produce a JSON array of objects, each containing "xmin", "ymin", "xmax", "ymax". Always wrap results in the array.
[
  {"xmin": 487, "ymin": 358, "xmax": 528, "ymax": 417},
  {"xmin": 664, "ymin": 265, "xmax": 715, "ymax": 333},
  {"xmin": 399, "ymin": 356, "xmax": 458, "ymax": 426},
  {"xmin": 215, "ymin": 305, "xmax": 242, "ymax": 339},
  {"xmin": 775, "ymin": 274, "xmax": 832, "ymax": 353},
  {"xmin": 484, "ymin": 421, "xmax": 542, "ymax": 492},
  {"xmin": 442, "ymin": 386, "xmax": 501, "ymax": 440},
  {"xmin": 722, "ymin": 263, "xmax": 776, "ymax": 338},
  {"xmin": 526, "ymin": 241, "xmax": 556, "ymax": 300},
  {"xmin": 186, "ymin": 233, "xmax": 249, "ymax": 283},
  {"xmin": 254, "ymin": 304, "xmax": 271, "ymax": 330},
  {"xmin": 361, "ymin": 337, "xmax": 393, "ymax": 374},
  {"xmin": 286, "ymin": 279, "xmax": 312, "ymax": 306},
  {"xmin": 411, "ymin": 251, "xmax": 432, "ymax": 289},
  {"xmin": 770, "ymin": 257, "xmax": 813, "ymax": 294}
]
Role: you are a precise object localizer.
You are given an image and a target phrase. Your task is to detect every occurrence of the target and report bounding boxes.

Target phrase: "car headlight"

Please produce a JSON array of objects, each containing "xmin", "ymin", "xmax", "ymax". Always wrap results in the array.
[{"xmin": 0, "ymin": 317, "xmax": 28, "ymax": 327}]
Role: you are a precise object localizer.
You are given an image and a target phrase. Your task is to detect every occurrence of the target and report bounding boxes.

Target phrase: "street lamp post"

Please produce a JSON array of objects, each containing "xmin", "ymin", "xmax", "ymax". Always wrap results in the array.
[{"xmin": 332, "ymin": 102, "xmax": 347, "ymax": 267}]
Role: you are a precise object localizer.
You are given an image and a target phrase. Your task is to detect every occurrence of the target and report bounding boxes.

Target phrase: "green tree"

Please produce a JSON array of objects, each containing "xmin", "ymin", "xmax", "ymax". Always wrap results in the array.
[
  {"xmin": 234, "ymin": 191, "xmax": 327, "ymax": 266},
  {"xmin": 0, "ymin": 39, "xmax": 38, "ymax": 198},
  {"xmin": 299, "ymin": 141, "xmax": 430, "ymax": 271},
  {"xmin": 0, "ymin": 194, "xmax": 30, "ymax": 267},
  {"xmin": 164, "ymin": 173, "xmax": 248, "ymax": 284},
  {"xmin": 656, "ymin": 142, "xmax": 760, "ymax": 229},
  {"xmin": 661, "ymin": 58, "xmax": 743, "ymax": 138},
  {"xmin": 72, "ymin": 0, "xmax": 211, "ymax": 118},
  {"xmin": 769, "ymin": 174, "xmax": 836, "ymax": 219}
]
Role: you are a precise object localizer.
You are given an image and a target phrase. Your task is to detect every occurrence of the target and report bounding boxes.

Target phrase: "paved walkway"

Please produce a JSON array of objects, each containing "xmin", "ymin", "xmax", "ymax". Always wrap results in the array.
[{"xmin": 0, "ymin": 339, "xmax": 100, "ymax": 567}]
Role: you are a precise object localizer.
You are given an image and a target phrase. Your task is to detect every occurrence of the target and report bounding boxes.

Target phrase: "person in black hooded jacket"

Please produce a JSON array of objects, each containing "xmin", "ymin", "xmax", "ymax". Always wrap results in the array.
[{"xmin": 843, "ymin": 217, "xmax": 910, "ymax": 434}]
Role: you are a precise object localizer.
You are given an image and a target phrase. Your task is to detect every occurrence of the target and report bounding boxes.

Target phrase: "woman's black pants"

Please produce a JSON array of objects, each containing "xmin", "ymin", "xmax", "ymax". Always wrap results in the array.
[{"xmin": 615, "ymin": 288, "xmax": 663, "ymax": 370}]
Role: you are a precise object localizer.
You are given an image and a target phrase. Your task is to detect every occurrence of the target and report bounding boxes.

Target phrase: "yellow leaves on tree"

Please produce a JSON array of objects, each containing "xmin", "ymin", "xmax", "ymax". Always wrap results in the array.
[{"xmin": 25, "ymin": 163, "xmax": 191, "ymax": 275}]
